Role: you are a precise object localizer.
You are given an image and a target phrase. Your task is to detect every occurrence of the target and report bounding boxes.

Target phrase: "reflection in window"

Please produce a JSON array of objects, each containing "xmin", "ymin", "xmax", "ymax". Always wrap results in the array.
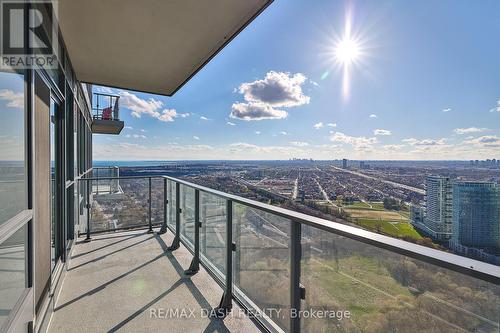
[
  {"xmin": 50, "ymin": 99, "xmax": 60, "ymax": 270},
  {"xmin": 0, "ymin": 69, "xmax": 26, "ymax": 225},
  {"xmin": 0, "ymin": 224, "xmax": 26, "ymax": 327}
]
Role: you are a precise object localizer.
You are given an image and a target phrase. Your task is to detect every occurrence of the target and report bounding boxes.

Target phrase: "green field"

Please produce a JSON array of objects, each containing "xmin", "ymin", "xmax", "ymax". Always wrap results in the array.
[
  {"xmin": 340, "ymin": 201, "xmax": 422, "ymax": 240},
  {"xmin": 355, "ymin": 218, "xmax": 422, "ymax": 239}
]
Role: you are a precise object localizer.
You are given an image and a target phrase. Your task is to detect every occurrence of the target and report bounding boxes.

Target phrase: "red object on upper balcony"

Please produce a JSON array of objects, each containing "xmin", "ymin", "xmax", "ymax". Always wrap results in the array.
[{"xmin": 102, "ymin": 107, "xmax": 112, "ymax": 120}]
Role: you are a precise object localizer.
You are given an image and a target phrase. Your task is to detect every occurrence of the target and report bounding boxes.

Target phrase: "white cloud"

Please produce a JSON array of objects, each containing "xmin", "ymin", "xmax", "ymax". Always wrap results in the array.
[
  {"xmin": 327, "ymin": 123, "xmax": 337, "ymax": 127},
  {"xmin": 200, "ymin": 116, "xmax": 210, "ymax": 120},
  {"xmin": 0, "ymin": 89, "xmax": 23, "ymax": 109},
  {"xmin": 464, "ymin": 135, "xmax": 500, "ymax": 147},
  {"xmin": 193, "ymin": 136, "xmax": 200, "ymax": 140},
  {"xmin": 227, "ymin": 121, "xmax": 236, "ymax": 126},
  {"xmin": 442, "ymin": 108, "xmax": 452, "ymax": 112},
  {"xmin": 125, "ymin": 126, "xmax": 133, "ymax": 130},
  {"xmin": 403, "ymin": 138, "xmax": 446, "ymax": 146},
  {"xmin": 453, "ymin": 127, "xmax": 488, "ymax": 135},
  {"xmin": 489, "ymin": 99, "xmax": 500, "ymax": 112},
  {"xmin": 313, "ymin": 122, "xmax": 324, "ymax": 129},
  {"xmin": 290, "ymin": 141, "xmax": 309, "ymax": 147},
  {"xmin": 95, "ymin": 86, "xmax": 115, "ymax": 94},
  {"xmin": 279, "ymin": 131, "xmax": 289, "ymax": 135},
  {"xmin": 157, "ymin": 109, "xmax": 178, "ymax": 122},
  {"xmin": 230, "ymin": 102, "xmax": 287, "ymax": 121},
  {"xmin": 119, "ymin": 91, "xmax": 188, "ymax": 122},
  {"xmin": 369, "ymin": 114, "xmax": 377, "ymax": 118},
  {"xmin": 383, "ymin": 144, "xmax": 405, "ymax": 150},
  {"xmin": 237, "ymin": 71, "xmax": 310, "ymax": 107},
  {"xmin": 330, "ymin": 132, "xmax": 378, "ymax": 150},
  {"xmin": 255, "ymin": 131, "xmax": 261, "ymax": 135},
  {"xmin": 374, "ymin": 129, "xmax": 392, "ymax": 136},
  {"xmin": 140, "ymin": 129, "xmax": 147, "ymax": 132},
  {"xmin": 132, "ymin": 134, "xmax": 146, "ymax": 139},
  {"xmin": 230, "ymin": 71, "xmax": 310, "ymax": 121}
]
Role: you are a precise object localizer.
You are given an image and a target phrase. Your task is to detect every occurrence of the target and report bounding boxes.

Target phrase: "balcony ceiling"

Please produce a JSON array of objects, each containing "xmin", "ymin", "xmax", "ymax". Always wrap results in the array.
[{"xmin": 58, "ymin": 0, "xmax": 272, "ymax": 96}]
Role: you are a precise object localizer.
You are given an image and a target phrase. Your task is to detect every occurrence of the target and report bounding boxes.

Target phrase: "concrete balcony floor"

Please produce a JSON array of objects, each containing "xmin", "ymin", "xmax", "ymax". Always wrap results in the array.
[{"xmin": 48, "ymin": 229, "xmax": 259, "ymax": 333}]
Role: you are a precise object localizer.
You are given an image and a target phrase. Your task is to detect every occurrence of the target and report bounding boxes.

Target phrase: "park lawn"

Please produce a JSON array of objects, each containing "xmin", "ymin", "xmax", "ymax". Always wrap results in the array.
[
  {"xmin": 344, "ymin": 208, "xmax": 406, "ymax": 220},
  {"xmin": 355, "ymin": 218, "xmax": 422, "ymax": 239},
  {"xmin": 305, "ymin": 256, "xmax": 414, "ymax": 319},
  {"xmin": 342, "ymin": 201, "xmax": 373, "ymax": 209}
]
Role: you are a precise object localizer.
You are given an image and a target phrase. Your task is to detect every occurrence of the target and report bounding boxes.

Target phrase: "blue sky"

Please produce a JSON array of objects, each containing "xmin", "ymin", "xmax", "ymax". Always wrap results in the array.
[
  {"xmin": 0, "ymin": 1, "xmax": 498, "ymax": 162},
  {"xmin": 92, "ymin": 0, "xmax": 497, "ymax": 160}
]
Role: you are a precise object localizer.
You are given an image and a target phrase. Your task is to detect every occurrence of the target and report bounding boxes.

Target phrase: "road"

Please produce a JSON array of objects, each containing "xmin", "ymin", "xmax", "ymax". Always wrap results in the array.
[{"xmin": 331, "ymin": 166, "xmax": 425, "ymax": 195}]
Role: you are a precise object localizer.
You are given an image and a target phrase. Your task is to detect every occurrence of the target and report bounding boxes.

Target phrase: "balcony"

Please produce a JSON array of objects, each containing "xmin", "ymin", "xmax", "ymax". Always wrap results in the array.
[
  {"xmin": 51, "ymin": 175, "xmax": 500, "ymax": 333},
  {"xmin": 91, "ymin": 93, "xmax": 124, "ymax": 135}
]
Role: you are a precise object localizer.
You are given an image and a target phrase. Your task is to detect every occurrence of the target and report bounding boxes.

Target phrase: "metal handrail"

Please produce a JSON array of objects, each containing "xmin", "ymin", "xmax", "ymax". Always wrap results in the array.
[
  {"xmin": 162, "ymin": 176, "xmax": 500, "ymax": 283},
  {"xmin": 79, "ymin": 174, "xmax": 500, "ymax": 333},
  {"xmin": 80, "ymin": 175, "xmax": 500, "ymax": 283}
]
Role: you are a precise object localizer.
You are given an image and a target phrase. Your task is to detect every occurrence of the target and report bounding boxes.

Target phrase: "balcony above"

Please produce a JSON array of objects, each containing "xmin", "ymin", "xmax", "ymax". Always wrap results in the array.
[{"xmin": 91, "ymin": 93, "xmax": 124, "ymax": 135}]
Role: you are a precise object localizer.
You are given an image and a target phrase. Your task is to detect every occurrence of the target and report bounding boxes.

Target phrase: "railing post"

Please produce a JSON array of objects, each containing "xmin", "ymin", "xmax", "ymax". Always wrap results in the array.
[
  {"xmin": 215, "ymin": 199, "xmax": 233, "ymax": 317},
  {"xmin": 158, "ymin": 178, "xmax": 168, "ymax": 234},
  {"xmin": 96, "ymin": 168, "xmax": 99, "ymax": 195},
  {"xmin": 147, "ymin": 177, "xmax": 154, "ymax": 233},
  {"xmin": 186, "ymin": 189, "xmax": 200, "ymax": 275},
  {"xmin": 290, "ymin": 221, "xmax": 302, "ymax": 333},
  {"xmin": 168, "ymin": 181, "xmax": 181, "ymax": 251},
  {"xmin": 84, "ymin": 179, "xmax": 92, "ymax": 242}
]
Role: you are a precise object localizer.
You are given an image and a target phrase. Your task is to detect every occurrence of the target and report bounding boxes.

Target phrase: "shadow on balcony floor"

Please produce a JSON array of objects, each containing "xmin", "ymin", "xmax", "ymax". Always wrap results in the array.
[{"xmin": 48, "ymin": 229, "xmax": 260, "ymax": 333}]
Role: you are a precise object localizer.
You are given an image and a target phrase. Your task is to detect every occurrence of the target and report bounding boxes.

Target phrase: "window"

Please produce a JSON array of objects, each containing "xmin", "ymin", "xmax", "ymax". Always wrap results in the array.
[
  {"xmin": 50, "ymin": 99, "xmax": 61, "ymax": 270},
  {"xmin": 0, "ymin": 224, "xmax": 27, "ymax": 328},
  {"xmin": 0, "ymin": 69, "xmax": 26, "ymax": 225}
]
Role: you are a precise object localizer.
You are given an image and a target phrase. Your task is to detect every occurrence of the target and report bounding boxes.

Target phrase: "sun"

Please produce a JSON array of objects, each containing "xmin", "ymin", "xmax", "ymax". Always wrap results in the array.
[{"xmin": 334, "ymin": 37, "xmax": 361, "ymax": 66}]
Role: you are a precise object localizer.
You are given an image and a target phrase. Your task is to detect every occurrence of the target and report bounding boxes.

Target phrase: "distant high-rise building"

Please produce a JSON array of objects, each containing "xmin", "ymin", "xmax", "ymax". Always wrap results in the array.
[
  {"xmin": 421, "ymin": 176, "xmax": 453, "ymax": 240},
  {"xmin": 410, "ymin": 204, "xmax": 426, "ymax": 230},
  {"xmin": 342, "ymin": 159, "xmax": 348, "ymax": 169},
  {"xmin": 450, "ymin": 182, "xmax": 500, "ymax": 264}
]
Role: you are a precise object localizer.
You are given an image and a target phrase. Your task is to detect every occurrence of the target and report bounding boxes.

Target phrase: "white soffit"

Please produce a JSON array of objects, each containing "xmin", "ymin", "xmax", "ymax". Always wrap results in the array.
[{"xmin": 58, "ymin": 0, "xmax": 272, "ymax": 96}]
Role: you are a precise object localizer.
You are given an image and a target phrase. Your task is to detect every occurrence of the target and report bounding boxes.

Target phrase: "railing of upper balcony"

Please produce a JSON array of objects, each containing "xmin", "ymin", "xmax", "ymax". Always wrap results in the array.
[
  {"xmin": 92, "ymin": 92, "xmax": 120, "ymax": 121},
  {"xmin": 77, "ymin": 175, "xmax": 500, "ymax": 333},
  {"xmin": 92, "ymin": 166, "xmax": 121, "ymax": 195}
]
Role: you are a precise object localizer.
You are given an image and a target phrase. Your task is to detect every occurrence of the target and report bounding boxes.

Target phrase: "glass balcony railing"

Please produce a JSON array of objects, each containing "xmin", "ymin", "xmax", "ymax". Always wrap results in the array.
[{"xmin": 77, "ymin": 175, "xmax": 500, "ymax": 333}]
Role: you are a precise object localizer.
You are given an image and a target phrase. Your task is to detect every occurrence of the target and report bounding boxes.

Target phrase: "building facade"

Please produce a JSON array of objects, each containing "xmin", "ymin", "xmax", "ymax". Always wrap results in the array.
[
  {"xmin": 420, "ymin": 176, "xmax": 453, "ymax": 241},
  {"xmin": 450, "ymin": 182, "xmax": 500, "ymax": 264},
  {"xmin": 0, "ymin": 2, "xmax": 94, "ymax": 330}
]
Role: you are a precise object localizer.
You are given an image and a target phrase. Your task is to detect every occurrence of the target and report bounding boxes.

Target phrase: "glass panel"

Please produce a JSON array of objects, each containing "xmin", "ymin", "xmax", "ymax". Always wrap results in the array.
[
  {"xmin": 166, "ymin": 180, "xmax": 176, "ymax": 231},
  {"xmin": 151, "ymin": 178, "xmax": 165, "ymax": 225},
  {"xmin": 0, "ymin": 225, "xmax": 26, "ymax": 328},
  {"xmin": 301, "ymin": 224, "xmax": 500, "ymax": 332},
  {"xmin": 200, "ymin": 192, "xmax": 226, "ymax": 275},
  {"xmin": 233, "ymin": 203, "xmax": 291, "ymax": 331},
  {"xmin": 93, "ymin": 167, "xmax": 120, "ymax": 195},
  {"xmin": 0, "ymin": 69, "xmax": 26, "ymax": 225},
  {"xmin": 50, "ymin": 98, "xmax": 59, "ymax": 271},
  {"xmin": 73, "ymin": 104, "xmax": 77, "ymax": 178},
  {"xmin": 65, "ymin": 88, "xmax": 73, "ymax": 181},
  {"xmin": 180, "ymin": 185, "xmax": 195, "ymax": 247},
  {"xmin": 90, "ymin": 178, "xmax": 149, "ymax": 232}
]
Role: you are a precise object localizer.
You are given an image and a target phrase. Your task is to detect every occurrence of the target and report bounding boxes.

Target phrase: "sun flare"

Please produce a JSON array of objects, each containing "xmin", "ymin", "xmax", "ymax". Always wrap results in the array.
[{"xmin": 334, "ymin": 37, "xmax": 361, "ymax": 66}]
